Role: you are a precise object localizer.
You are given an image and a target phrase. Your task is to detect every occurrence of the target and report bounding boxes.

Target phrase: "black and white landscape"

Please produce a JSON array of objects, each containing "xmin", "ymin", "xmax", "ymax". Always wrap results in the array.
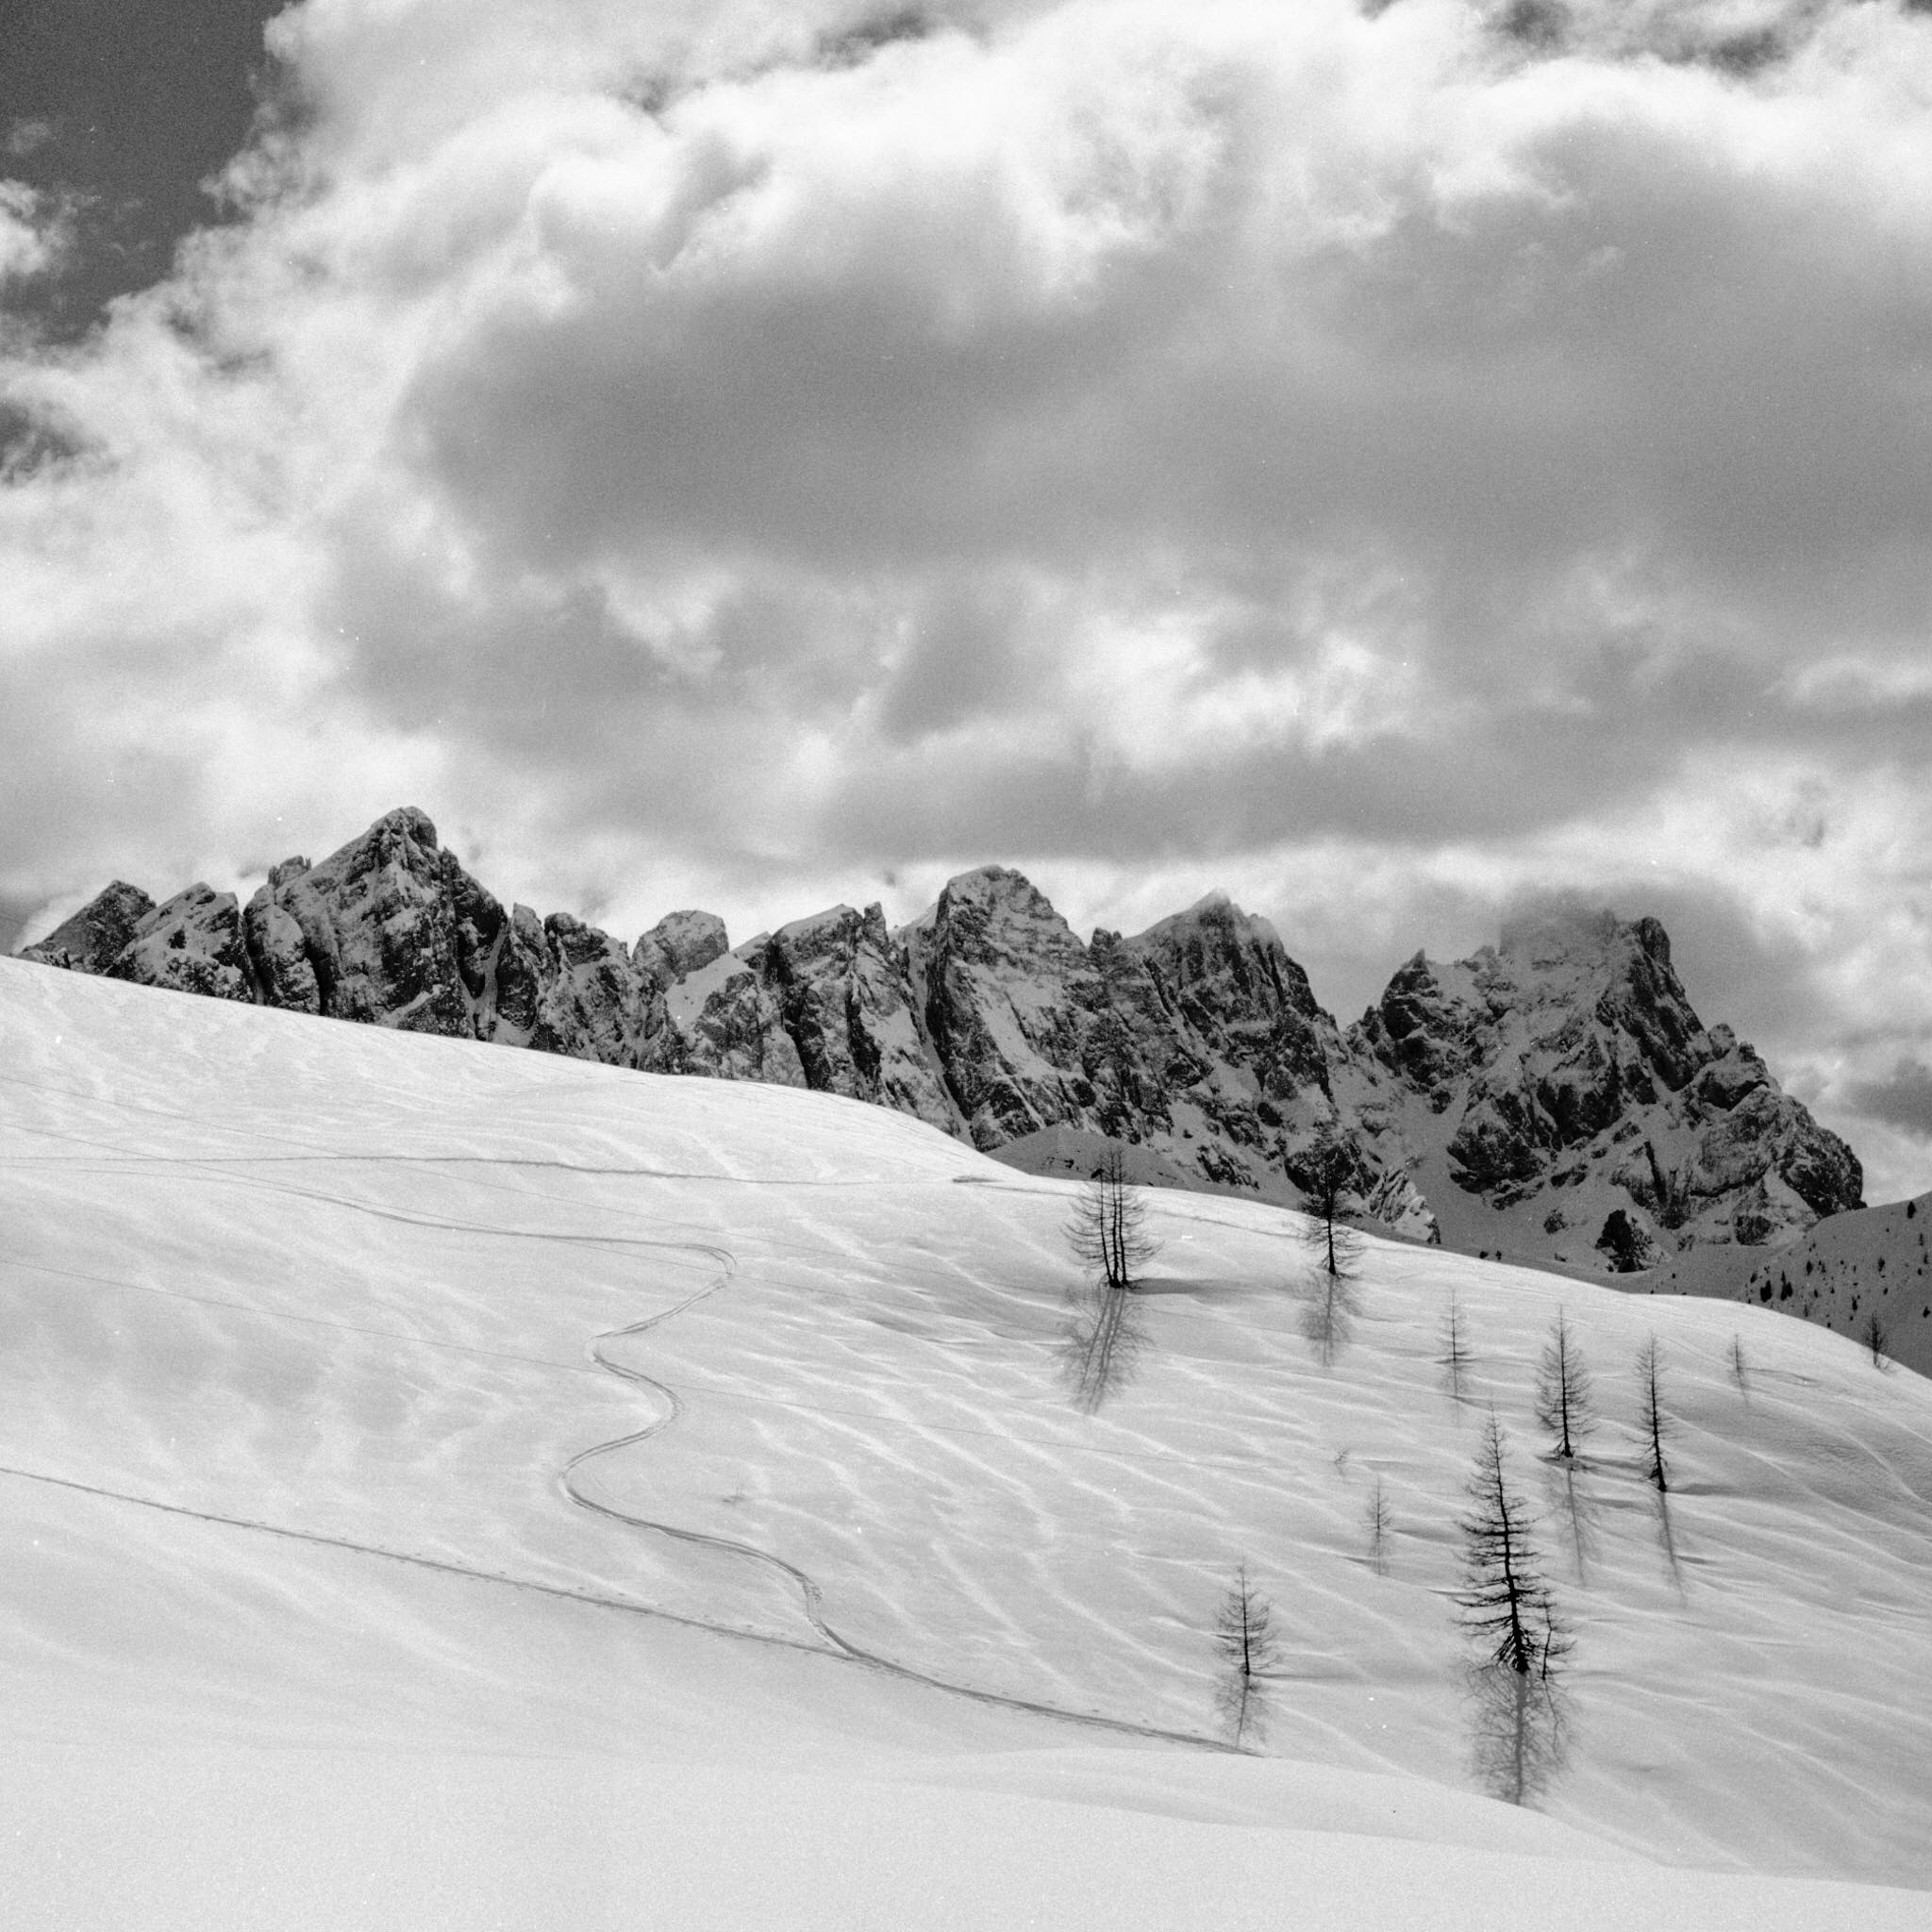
[
  {"xmin": 6, "ymin": 0, "xmax": 1932, "ymax": 1924},
  {"xmin": 26, "ymin": 805, "xmax": 1900, "ymax": 1338},
  {"xmin": 4, "ymin": 946, "xmax": 1932, "ymax": 1927}
]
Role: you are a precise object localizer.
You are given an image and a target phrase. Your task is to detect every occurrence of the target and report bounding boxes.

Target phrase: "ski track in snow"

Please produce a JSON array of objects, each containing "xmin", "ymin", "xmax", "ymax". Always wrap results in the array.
[
  {"xmin": 558, "ymin": 1239, "xmax": 1241, "ymax": 1754},
  {"xmin": 2, "ymin": 1094, "xmax": 1239, "ymax": 1753},
  {"xmin": 7, "ymin": 961, "xmax": 1932, "ymax": 1897}
]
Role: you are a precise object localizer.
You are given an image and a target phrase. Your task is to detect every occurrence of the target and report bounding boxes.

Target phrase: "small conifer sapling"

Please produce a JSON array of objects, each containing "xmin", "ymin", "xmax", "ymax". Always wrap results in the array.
[
  {"xmin": 1213, "ymin": 1563, "xmax": 1281, "ymax": 1747},
  {"xmin": 1635, "ymin": 1335, "xmax": 1671, "ymax": 1493},
  {"xmin": 1533, "ymin": 1310, "xmax": 1593, "ymax": 1461}
]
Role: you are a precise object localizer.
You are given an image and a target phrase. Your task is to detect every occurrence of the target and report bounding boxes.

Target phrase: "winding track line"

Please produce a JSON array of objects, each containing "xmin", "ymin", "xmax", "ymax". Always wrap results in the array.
[
  {"xmin": 1, "ymin": 1079, "xmax": 1244, "ymax": 1745},
  {"xmin": 558, "ymin": 1241, "xmax": 1242, "ymax": 1753},
  {"xmin": 0, "ymin": 1150, "xmax": 1238, "ymax": 1747},
  {"xmin": 0, "ymin": 1457, "xmax": 826, "ymax": 1653}
]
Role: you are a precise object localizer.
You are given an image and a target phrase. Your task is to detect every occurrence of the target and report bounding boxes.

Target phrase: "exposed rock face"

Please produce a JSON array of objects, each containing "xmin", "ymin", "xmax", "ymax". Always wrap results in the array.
[
  {"xmin": 749, "ymin": 905, "xmax": 960, "ymax": 1136},
  {"xmin": 661, "ymin": 944, "xmax": 807, "ymax": 1087},
  {"xmin": 1338, "ymin": 907, "xmax": 1863, "ymax": 1264},
  {"xmin": 25, "ymin": 881, "xmax": 157, "ymax": 976},
  {"xmin": 518, "ymin": 911, "xmax": 669, "ymax": 1068},
  {"xmin": 240, "ymin": 810, "xmax": 491, "ymax": 1035},
  {"xmin": 1127, "ymin": 893, "xmax": 1336, "ymax": 1102},
  {"xmin": 1119, "ymin": 893, "xmax": 1356, "ymax": 1197},
  {"xmin": 117, "ymin": 886, "xmax": 255, "ymax": 1003},
  {"xmin": 906, "ymin": 867, "xmax": 1153, "ymax": 1150},
  {"xmin": 21, "ymin": 808, "xmax": 1863, "ymax": 1272},
  {"xmin": 636, "ymin": 910, "xmax": 730, "ymax": 989}
]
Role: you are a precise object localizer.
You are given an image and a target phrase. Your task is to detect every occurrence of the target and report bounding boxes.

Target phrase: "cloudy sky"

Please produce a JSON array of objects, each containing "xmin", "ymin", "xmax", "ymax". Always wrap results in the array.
[{"xmin": 3, "ymin": 0, "xmax": 1931, "ymax": 1199}]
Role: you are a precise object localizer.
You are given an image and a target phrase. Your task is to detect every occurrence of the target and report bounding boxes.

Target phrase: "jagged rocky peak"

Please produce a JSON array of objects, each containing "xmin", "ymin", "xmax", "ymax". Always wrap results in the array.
[
  {"xmin": 636, "ymin": 909, "xmax": 730, "ymax": 988},
  {"xmin": 242, "ymin": 806, "xmax": 497, "ymax": 1035},
  {"xmin": 751, "ymin": 904, "xmax": 961, "ymax": 1136},
  {"xmin": 1343, "ymin": 905, "xmax": 1863, "ymax": 1265},
  {"xmin": 25, "ymin": 877, "xmax": 254, "ymax": 1004},
  {"xmin": 907, "ymin": 865, "xmax": 1133, "ymax": 1149},
  {"xmin": 1123, "ymin": 890, "xmax": 1341, "ymax": 1102},
  {"xmin": 117, "ymin": 885, "xmax": 255, "ymax": 1002},
  {"xmin": 657, "ymin": 932, "xmax": 806, "ymax": 1089},
  {"xmin": 24, "ymin": 880, "xmax": 157, "ymax": 975},
  {"xmin": 18, "ymin": 808, "xmax": 1870, "ymax": 1276}
]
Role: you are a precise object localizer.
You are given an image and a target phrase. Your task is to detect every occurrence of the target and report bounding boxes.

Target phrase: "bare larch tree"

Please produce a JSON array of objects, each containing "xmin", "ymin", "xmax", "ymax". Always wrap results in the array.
[
  {"xmin": 1862, "ymin": 1309, "xmax": 1890, "ymax": 1370},
  {"xmin": 1533, "ymin": 1310, "xmax": 1594, "ymax": 1461},
  {"xmin": 1457, "ymin": 1413, "xmax": 1572, "ymax": 1806},
  {"xmin": 1065, "ymin": 1146, "xmax": 1160, "ymax": 1292},
  {"xmin": 1295, "ymin": 1130, "xmax": 1360, "ymax": 1283},
  {"xmin": 1291, "ymin": 1133, "xmax": 1362, "ymax": 1366},
  {"xmin": 1440, "ymin": 1291, "xmax": 1473, "ymax": 1406},
  {"xmin": 1635, "ymin": 1334, "xmax": 1672, "ymax": 1493},
  {"xmin": 1213, "ymin": 1562, "xmax": 1281, "ymax": 1748},
  {"xmin": 1363, "ymin": 1475, "xmax": 1393, "ymax": 1575},
  {"xmin": 1060, "ymin": 1147, "xmax": 1158, "ymax": 1410}
]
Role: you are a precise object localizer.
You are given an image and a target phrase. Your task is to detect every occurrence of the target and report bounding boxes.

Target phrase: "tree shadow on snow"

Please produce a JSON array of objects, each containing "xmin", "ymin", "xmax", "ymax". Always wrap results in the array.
[
  {"xmin": 1464, "ymin": 1663, "xmax": 1573, "ymax": 1809},
  {"xmin": 1541, "ymin": 1457, "xmax": 1600, "ymax": 1587},
  {"xmin": 1058, "ymin": 1282, "xmax": 1150, "ymax": 1414}
]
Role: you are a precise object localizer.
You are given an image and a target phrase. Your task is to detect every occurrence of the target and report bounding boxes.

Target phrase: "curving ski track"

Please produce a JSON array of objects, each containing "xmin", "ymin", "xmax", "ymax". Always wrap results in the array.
[
  {"xmin": 2, "ymin": 1087, "xmax": 1237, "ymax": 1754},
  {"xmin": 561, "ymin": 1238, "xmax": 1241, "ymax": 1754}
]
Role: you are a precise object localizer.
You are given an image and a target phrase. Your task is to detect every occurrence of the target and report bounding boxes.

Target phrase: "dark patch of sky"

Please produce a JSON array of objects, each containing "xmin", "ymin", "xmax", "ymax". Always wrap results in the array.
[{"xmin": 0, "ymin": 0, "xmax": 287, "ymax": 339}]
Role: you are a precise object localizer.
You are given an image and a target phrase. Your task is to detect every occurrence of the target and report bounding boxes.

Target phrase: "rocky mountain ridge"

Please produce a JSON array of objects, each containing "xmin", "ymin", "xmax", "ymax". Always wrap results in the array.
[{"xmin": 20, "ymin": 806, "xmax": 1864, "ymax": 1274}]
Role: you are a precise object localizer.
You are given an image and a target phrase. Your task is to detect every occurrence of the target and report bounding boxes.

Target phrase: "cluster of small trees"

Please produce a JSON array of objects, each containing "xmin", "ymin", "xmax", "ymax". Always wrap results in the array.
[
  {"xmin": 1059, "ymin": 1140, "xmax": 1712, "ymax": 1797},
  {"xmin": 1059, "ymin": 1150, "xmax": 1159, "ymax": 1411},
  {"xmin": 1202, "ymin": 1301, "xmax": 1699, "ymax": 1791}
]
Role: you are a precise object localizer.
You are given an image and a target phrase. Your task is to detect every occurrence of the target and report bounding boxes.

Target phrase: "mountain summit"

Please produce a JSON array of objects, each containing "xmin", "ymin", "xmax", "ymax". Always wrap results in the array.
[{"xmin": 23, "ymin": 807, "xmax": 1861, "ymax": 1274}]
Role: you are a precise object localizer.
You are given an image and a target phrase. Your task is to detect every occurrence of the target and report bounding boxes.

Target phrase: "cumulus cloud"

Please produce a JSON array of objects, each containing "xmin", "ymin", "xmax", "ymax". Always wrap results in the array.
[
  {"xmin": 0, "ymin": 181, "xmax": 67, "ymax": 286},
  {"xmin": 3, "ymin": 0, "xmax": 1932, "ymax": 1196}
]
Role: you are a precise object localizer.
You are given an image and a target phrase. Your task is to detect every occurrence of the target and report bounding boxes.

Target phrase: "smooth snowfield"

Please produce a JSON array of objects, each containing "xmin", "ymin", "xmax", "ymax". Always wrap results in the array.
[{"xmin": 0, "ymin": 958, "xmax": 1927, "ymax": 1929}]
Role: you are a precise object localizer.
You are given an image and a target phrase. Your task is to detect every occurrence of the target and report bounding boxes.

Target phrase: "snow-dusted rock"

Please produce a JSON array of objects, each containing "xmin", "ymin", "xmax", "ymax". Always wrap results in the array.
[
  {"xmin": 23, "ymin": 880, "xmax": 155, "ymax": 975},
  {"xmin": 521, "ymin": 911, "xmax": 669, "ymax": 1068},
  {"xmin": 114, "ymin": 885, "xmax": 255, "ymax": 1003},
  {"xmin": 1127, "ymin": 892, "xmax": 1338, "ymax": 1101},
  {"xmin": 753, "ymin": 905, "xmax": 962, "ymax": 1136},
  {"xmin": 20, "ymin": 808, "xmax": 1865, "ymax": 1273},
  {"xmin": 240, "ymin": 809, "xmax": 486, "ymax": 1035},
  {"xmin": 635, "ymin": 910, "xmax": 730, "ymax": 989},
  {"xmin": 661, "ymin": 944, "xmax": 807, "ymax": 1087},
  {"xmin": 1121, "ymin": 892, "xmax": 1355, "ymax": 1180},
  {"xmin": 1340, "ymin": 907, "xmax": 1863, "ymax": 1261},
  {"xmin": 1363, "ymin": 1168, "xmax": 1441, "ymax": 1245},
  {"xmin": 905, "ymin": 866, "xmax": 1151, "ymax": 1150}
]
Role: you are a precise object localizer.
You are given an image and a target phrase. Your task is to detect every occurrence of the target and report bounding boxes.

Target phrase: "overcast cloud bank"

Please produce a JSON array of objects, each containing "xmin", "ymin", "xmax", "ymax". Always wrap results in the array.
[{"xmin": 3, "ymin": 0, "xmax": 1930, "ymax": 1198}]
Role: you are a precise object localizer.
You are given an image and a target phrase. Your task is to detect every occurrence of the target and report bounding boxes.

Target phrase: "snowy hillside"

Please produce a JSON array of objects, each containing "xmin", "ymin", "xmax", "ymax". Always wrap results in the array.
[
  {"xmin": 1650, "ymin": 1191, "xmax": 1932, "ymax": 1380},
  {"xmin": 1, "ymin": 957, "xmax": 1928, "ymax": 1929}
]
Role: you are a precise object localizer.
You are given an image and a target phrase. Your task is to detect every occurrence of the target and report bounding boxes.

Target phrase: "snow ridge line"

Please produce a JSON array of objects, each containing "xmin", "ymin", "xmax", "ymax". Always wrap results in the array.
[{"xmin": 560, "ymin": 1244, "xmax": 1243, "ymax": 1756}]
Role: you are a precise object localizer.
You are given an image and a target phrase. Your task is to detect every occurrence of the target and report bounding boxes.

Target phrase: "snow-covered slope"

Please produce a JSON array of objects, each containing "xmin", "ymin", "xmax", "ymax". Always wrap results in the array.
[
  {"xmin": 1, "ymin": 958, "xmax": 1927, "ymax": 1927},
  {"xmin": 1647, "ymin": 1190, "xmax": 1932, "ymax": 1380}
]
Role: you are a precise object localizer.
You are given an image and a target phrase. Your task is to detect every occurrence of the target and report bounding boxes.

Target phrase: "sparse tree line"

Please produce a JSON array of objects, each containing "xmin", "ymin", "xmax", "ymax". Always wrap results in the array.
[
  {"xmin": 1056, "ymin": 1141, "xmax": 1867, "ymax": 1805},
  {"xmin": 1206, "ymin": 1304, "xmax": 1705, "ymax": 1799}
]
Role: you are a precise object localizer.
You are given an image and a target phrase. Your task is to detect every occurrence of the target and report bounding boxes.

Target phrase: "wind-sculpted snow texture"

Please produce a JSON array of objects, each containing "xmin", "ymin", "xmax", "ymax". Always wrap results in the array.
[
  {"xmin": 24, "ymin": 808, "xmax": 1862, "ymax": 1277},
  {"xmin": 2, "ymin": 955, "xmax": 1930, "ymax": 1929}
]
